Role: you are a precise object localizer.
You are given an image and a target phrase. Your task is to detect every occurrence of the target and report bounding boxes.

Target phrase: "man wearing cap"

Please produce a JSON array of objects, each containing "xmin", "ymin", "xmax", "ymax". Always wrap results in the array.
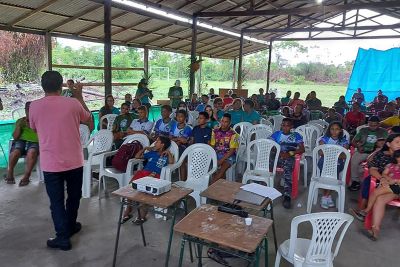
[
  {"xmin": 168, "ymin": 80, "xmax": 183, "ymax": 109},
  {"xmin": 348, "ymin": 115, "xmax": 388, "ymax": 191},
  {"xmin": 135, "ymin": 78, "xmax": 151, "ymax": 110}
]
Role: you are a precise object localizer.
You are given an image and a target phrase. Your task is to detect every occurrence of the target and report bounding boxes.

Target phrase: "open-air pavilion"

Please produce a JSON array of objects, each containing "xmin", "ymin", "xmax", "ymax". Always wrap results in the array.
[{"xmin": 1, "ymin": 1, "xmax": 400, "ymax": 267}]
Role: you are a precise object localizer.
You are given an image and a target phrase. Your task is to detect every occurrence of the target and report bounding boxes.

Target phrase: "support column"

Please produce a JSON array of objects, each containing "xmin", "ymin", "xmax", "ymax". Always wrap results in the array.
[
  {"xmin": 197, "ymin": 54, "xmax": 202, "ymax": 95},
  {"xmin": 237, "ymin": 32, "xmax": 244, "ymax": 90},
  {"xmin": 232, "ymin": 57, "xmax": 237, "ymax": 89},
  {"xmin": 45, "ymin": 32, "xmax": 52, "ymax": 71},
  {"xmin": 266, "ymin": 40, "xmax": 273, "ymax": 93},
  {"xmin": 143, "ymin": 46, "xmax": 149, "ymax": 76},
  {"xmin": 104, "ymin": 0, "xmax": 112, "ymax": 97},
  {"xmin": 189, "ymin": 15, "xmax": 198, "ymax": 97}
]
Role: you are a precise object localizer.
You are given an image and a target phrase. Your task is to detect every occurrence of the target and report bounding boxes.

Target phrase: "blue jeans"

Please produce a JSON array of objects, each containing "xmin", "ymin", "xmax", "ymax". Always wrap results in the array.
[{"xmin": 44, "ymin": 167, "xmax": 83, "ymax": 240}]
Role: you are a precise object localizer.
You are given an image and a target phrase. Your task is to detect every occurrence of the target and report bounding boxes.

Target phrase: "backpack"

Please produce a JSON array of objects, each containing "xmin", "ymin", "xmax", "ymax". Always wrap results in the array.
[{"xmin": 111, "ymin": 141, "xmax": 143, "ymax": 172}]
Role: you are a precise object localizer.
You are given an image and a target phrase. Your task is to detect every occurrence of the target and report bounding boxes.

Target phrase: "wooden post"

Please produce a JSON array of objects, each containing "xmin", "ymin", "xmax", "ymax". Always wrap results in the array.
[
  {"xmin": 143, "ymin": 46, "xmax": 149, "ymax": 76},
  {"xmin": 232, "ymin": 57, "xmax": 237, "ymax": 89},
  {"xmin": 189, "ymin": 15, "xmax": 198, "ymax": 97},
  {"xmin": 266, "ymin": 40, "xmax": 273, "ymax": 93},
  {"xmin": 104, "ymin": 0, "xmax": 112, "ymax": 97},
  {"xmin": 198, "ymin": 54, "xmax": 202, "ymax": 95},
  {"xmin": 45, "ymin": 32, "xmax": 52, "ymax": 71},
  {"xmin": 237, "ymin": 32, "xmax": 244, "ymax": 89}
]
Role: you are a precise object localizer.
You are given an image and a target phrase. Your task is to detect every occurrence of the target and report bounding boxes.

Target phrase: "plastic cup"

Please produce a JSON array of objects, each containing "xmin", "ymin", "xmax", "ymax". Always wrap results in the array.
[{"xmin": 245, "ymin": 217, "xmax": 252, "ymax": 226}]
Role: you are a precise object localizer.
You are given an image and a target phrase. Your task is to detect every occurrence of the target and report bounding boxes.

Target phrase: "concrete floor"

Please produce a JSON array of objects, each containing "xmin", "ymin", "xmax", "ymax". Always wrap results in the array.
[{"xmin": 1, "ymin": 165, "xmax": 399, "ymax": 267}]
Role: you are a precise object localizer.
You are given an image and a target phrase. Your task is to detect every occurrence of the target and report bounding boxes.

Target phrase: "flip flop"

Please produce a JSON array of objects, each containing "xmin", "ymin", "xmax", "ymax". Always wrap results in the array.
[
  {"xmin": 18, "ymin": 179, "xmax": 30, "ymax": 187},
  {"xmin": 121, "ymin": 214, "xmax": 133, "ymax": 224},
  {"xmin": 4, "ymin": 176, "xmax": 15, "ymax": 184},
  {"xmin": 361, "ymin": 229, "xmax": 377, "ymax": 241}
]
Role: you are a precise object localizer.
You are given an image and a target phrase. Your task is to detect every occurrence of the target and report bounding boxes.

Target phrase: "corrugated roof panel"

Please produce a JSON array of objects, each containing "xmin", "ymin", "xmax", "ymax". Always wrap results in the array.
[
  {"xmin": 0, "ymin": 5, "xmax": 28, "ymax": 24},
  {"xmin": 16, "ymin": 12, "xmax": 65, "ymax": 29},
  {"xmin": 153, "ymin": 24, "xmax": 187, "ymax": 35},
  {"xmin": 0, "ymin": 0, "xmax": 44, "ymax": 9},
  {"xmin": 53, "ymin": 19, "xmax": 95, "ymax": 34},
  {"xmin": 113, "ymin": 29, "xmax": 145, "ymax": 41},
  {"xmin": 46, "ymin": 0, "xmax": 98, "ymax": 17}
]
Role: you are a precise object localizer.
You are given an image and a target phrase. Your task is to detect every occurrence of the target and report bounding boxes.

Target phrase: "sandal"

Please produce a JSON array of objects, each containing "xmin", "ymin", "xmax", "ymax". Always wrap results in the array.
[
  {"xmin": 19, "ymin": 179, "xmax": 30, "ymax": 187},
  {"xmin": 362, "ymin": 229, "xmax": 378, "ymax": 241},
  {"xmin": 4, "ymin": 176, "xmax": 15, "ymax": 184},
  {"xmin": 121, "ymin": 214, "xmax": 133, "ymax": 224},
  {"xmin": 133, "ymin": 217, "xmax": 147, "ymax": 225},
  {"xmin": 349, "ymin": 208, "xmax": 366, "ymax": 222}
]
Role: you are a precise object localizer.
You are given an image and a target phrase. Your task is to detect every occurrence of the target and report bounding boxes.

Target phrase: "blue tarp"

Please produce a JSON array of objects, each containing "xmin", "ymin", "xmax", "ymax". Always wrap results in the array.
[{"xmin": 345, "ymin": 47, "xmax": 400, "ymax": 103}]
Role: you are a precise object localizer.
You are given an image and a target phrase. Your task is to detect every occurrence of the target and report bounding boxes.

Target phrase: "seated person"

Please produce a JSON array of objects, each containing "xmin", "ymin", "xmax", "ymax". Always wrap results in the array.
[
  {"xmin": 173, "ymin": 101, "xmax": 195, "ymax": 126},
  {"xmin": 190, "ymin": 111, "xmax": 212, "ymax": 144},
  {"xmin": 61, "ymin": 79, "xmax": 74, "ymax": 97},
  {"xmin": 188, "ymin": 93, "xmax": 200, "ymax": 111},
  {"xmin": 290, "ymin": 104, "xmax": 308, "ymax": 128},
  {"xmin": 212, "ymin": 97, "xmax": 225, "ymax": 121},
  {"xmin": 343, "ymin": 102, "xmax": 365, "ymax": 135},
  {"xmin": 210, "ymin": 114, "xmax": 239, "ymax": 184},
  {"xmin": 378, "ymin": 102, "xmax": 396, "ymax": 121},
  {"xmin": 112, "ymin": 103, "xmax": 135, "ymax": 148},
  {"xmin": 127, "ymin": 105, "xmax": 153, "ymax": 136},
  {"xmin": 250, "ymin": 94, "xmax": 261, "ymax": 111},
  {"xmin": 205, "ymin": 105, "xmax": 219, "ymax": 129},
  {"xmin": 352, "ymin": 88, "xmax": 365, "ymax": 105},
  {"xmin": 131, "ymin": 98, "xmax": 141, "ymax": 114},
  {"xmin": 270, "ymin": 118, "xmax": 305, "ymax": 209},
  {"xmin": 333, "ymin": 95, "xmax": 349, "ymax": 116},
  {"xmin": 281, "ymin": 106, "xmax": 291, "ymax": 117},
  {"xmin": 395, "ymin": 97, "xmax": 400, "ymax": 110},
  {"xmin": 195, "ymin": 94, "xmax": 209, "ymax": 112},
  {"xmin": 98, "ymin": 94, "xmax": 120, "ymax": 129},
  {"xmin": 152, "ymin": 105, "xmax": 176, "ymax": 141},
  {"xmin": 223, "ymin": 90, "xmax": 234, "ymax": 108},
  {"xmin": 280, "ymin": 90, "xmax": 292, "ymax": 106},
  {"xmin": 288, "ymin": 92, "xmax": 305, "ymax": 110},
  {"xmin": 381, "ymin": 110, "xmax": 400, "ymax": 128},
  {"xmin": 324, "ymin": 108, "xmax": 343, "ymax": 124},
  {"xmin": 265, "ymin": 92, "xmax": 281, "ymax": 111},
  {"xmin": 226, "ymin": 98, "xmax": 244, "ymax": 126},
  {"xmin": 257, "ymin": 88, "xmax": 266, "ymax": 106},
  {"xmin": 169, "ymin": 109, "xmax": 192, "ymax": 154},
  {"xmin": 124, "ymin": 93, "xmax": 132, "ymax": 106},
  {"xmin": 122, "ymin": 136, "xmax": 174, "ymax": 224},
  {"xmin": 5, "ymin": 102, "xmax": 39, "ymax": 186},
  {"xmin": 242, "ymin": 99, "xmax": 261, "ymax": 124},
  {"xmin": 305, "ymin": 91, "xmax": 322, "ymax": 111}
]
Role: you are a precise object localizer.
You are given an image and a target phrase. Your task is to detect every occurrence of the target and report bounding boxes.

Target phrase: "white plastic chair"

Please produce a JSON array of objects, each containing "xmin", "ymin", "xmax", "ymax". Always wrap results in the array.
[
  {"xmin": 12, "ymin": 108, "xmax": 25, "ymax": 120},
  {"xmin": 79, "ymin": 124, "xmax": 91, "ymax": 147},
  {"xmin": 228, "ymin": 122, "xmax": 253, "ymax": 180},
  {"xmin": 246, "ymin": 124, "xmax": 273, "ymax": 144},
  {"xmin": 306, "ymin": 145, "xmax": 351, "ymax": 213},
  {"xmin": 343, "ymin": 129, "xmax": 350, "ymax": 143},
  {"xmin": 100, "ymin": 114, "xmax": 118, "ymax": 131},
  {"xmin": 275, "ymin": 212, "xmax": 354, "ymax": 267},
  {"xmin": 260, "ymin": 117, "xmax": 274, "ymax": 128},
  {"xmin": 97, "ymin": 134, "xmax": 150, "ymax": 198},
  {"xmin": 308, "ymin": 119, "xmax": 329, "ymax": 130},
  {"xmin": 269, "ymin": 114, "xmax": 285, "ymax": 132},
  {"xmin": 163, "ymin": 144, "xmax": 218, "ymax": 207},
  {"xmin": 242, "ymin": 139, "xmax": 280, "ymax": 187},
  {"xmin": 82, "ymin": 130, "xmax": 114, "ymax": 198}
]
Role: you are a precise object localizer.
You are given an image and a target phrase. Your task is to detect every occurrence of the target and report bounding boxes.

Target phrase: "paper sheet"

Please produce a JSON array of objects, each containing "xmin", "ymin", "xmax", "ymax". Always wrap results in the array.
[{"xmin": 240, "ymin": 183, "xmax": 282, "ymax": 200}]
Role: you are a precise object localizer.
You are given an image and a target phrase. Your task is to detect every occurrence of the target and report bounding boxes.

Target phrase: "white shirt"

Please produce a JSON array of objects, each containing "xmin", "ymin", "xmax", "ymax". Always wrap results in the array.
[{"xmin": 129, "ymin": 119, "xmax": 154, "ymax": 134}]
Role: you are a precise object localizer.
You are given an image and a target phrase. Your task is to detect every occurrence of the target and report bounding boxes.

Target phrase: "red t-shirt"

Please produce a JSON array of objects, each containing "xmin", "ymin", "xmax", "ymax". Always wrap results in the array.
[
  {"xmin": 345, "ymin": 111, "xmax": 365, "ymax": 128},
  {"xmin": 223, "ymin": 97, "xmax": 233, "ymax": 108}
]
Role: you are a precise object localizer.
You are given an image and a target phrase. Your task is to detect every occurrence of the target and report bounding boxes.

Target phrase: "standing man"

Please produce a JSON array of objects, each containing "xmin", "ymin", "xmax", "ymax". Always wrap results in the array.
[
  {"xmin": 168, "ymin": 80, "xmax": 183, "ymax": 109},
  {"xmin": 29, "ymin": 71, "xmax": 92, "ymax": 251}
]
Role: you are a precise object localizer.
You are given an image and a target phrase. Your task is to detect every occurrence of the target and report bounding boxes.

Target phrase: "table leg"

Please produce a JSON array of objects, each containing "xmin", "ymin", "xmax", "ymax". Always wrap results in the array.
[
  {"xmin": 137, "ymin": 206, "xmax": 147, "ymax": 246},
  {"xmin": 264, "ymin": 238, "xmax": 268, "ymax": 267},
  {"xmin": 197, "ymin": 244, "xmax": 203, "ymax": 267},
  {"xmin": 269, "ymin": 204, "xmax": 278, "ymax": 253},
  {"xmin": 183, "ymin": 198, "xmax": 194, "ymax": 263},
  {"xmin": 178, "ymin": 237, "xmax": 187, "ymax": 267},
  {"xmin": 165, "ymin": 205, "xmax": 178, "ymax": 267},
  {"xmin": 112, "ymin": 201, "xmax": 125, "ymax": 267},
  {"xmin": 254, "ymin": 245, "xmax": 261, "ymax": 267}
]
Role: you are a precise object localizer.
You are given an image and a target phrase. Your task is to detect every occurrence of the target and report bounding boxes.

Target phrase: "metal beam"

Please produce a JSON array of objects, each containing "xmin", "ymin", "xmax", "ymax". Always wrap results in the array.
[
  {"xmin": 276, "ymin": 35, "xmax": 400, "ymax": 41},
  {"xmin": 104, "ymin": 0, "xmax": 112, "ymax": 97},
  {"xmin": 9, "ymin": 0, "xmax": 59, "ymax": 26},
  {"xmin": 143, "ymin": 47, "xmax": 149, "ymax": 75},
  {"xmin": 196, "ymin": 1, "xmax": 400, "ymax": 17},
  {"xmin": 237, "ymin": 33, "xmax": 244, "ymax": 90},
  {"xmin": 189, "ymin": 16, "xmax": 198, "ymax": 96},
  {"xmin": 266, "ymin": 41, "xmax": 272, "ymax": 93},
  {"xmin": 232, "ymin": 58, "xmax": 237, "ymax": 89},
  {"xmin": 45, "ymin": 32, "xmax": 52, "ymax": 71}
]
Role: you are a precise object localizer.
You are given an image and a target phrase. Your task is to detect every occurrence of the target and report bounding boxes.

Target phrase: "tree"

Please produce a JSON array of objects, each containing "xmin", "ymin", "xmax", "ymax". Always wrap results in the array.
[{"xmin": 0, "ymin": 31, "xmax": 45, "ymax": 83}]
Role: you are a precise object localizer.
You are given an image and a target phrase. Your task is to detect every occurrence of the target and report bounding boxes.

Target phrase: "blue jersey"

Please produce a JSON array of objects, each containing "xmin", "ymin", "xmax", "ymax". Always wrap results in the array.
[
  {"xmin": 154, "ymin": 118, "xmax": 177, "ymax": 137},
  {"xmin": 170, "ymin": 123, "xmax": 192, "ymax": 138},
  {"xmin": 320, "ymin": 136, "xmax": 349, "ymax": 147},
  {"xmin": 271, "ymin": 131, "xmax": 303, "ymax": 152},
  {"xmin": 143, "ymin": 150, "xmax": 168, "ymax": 174}
]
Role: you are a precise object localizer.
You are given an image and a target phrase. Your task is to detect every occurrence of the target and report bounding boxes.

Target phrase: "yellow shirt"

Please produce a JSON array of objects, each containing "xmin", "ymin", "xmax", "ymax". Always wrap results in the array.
[{"xmin": 381, "ymin": 116, "xmax": 400, "ymax": 127}]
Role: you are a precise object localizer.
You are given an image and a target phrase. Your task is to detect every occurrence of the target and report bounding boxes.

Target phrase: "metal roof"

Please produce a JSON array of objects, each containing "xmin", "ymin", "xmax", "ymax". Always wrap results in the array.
[{"xmin": 0, "ymin": 0, "xmax": 400, "ymax": 59}]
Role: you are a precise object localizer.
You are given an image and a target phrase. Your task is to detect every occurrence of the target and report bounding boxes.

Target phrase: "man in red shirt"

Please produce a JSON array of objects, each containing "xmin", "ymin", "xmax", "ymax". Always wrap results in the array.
[{"xmin": 344, "ymin": 102, "xmax": 366, "ymax": 135}]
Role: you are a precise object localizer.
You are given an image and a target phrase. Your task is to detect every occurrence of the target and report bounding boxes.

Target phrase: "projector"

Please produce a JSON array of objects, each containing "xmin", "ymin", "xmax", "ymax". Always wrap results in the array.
[{"xmin": 132, "ymin": 177, "xmax": 172, "ymax": 196}]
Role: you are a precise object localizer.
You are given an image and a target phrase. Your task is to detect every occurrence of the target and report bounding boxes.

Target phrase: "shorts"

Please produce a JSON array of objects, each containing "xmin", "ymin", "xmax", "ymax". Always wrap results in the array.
[
  {"xmin": 11, "ymin": 140, "xmax": 39, "ymax": 155},
  {"xmin": 217, "ymin": 154, "xmax": 236, "ymax": 166},
  {"xmin": 390, "ymin": 184, "xmax": 400, "ymax": 195},
  {"xmin": 130, "ymin": 170, "xmax": 160, "ymax": 183}
]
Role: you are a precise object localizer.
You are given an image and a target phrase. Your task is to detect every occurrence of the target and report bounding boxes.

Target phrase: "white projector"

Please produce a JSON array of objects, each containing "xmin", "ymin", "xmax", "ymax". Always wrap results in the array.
[{"xmin": 132, "ymin": 177, "xmax": 172, "ymax": 196}]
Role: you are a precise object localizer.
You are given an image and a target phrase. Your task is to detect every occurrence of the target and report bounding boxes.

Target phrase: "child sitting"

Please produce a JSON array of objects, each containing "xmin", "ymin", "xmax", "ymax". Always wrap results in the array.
[
  {"xmin": 112, "ymin": 103, "xmax": 134, "ymax": 148},
  {"xmin": 318, "ymin": 121, "xmax": 349, "ymax": 209},
  {"xmin": 190, "ymin": 111, "xmax": 212, "ymax": 144},
  {"xmin": 122, "ymin": 136, "xmax": 174, "ymax": 224},
  {"xmin": 170, "ymin": 109, "xmax": 192, "ymax": 155},
  {"xmin": 151, "ymin": 105, "xmax": 176, "ymax": 141}
]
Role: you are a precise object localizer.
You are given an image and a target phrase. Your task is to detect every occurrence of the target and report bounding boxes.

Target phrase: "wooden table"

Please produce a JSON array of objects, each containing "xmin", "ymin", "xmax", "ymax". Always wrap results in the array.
[
  {"xmin": 200, "ymin": 179, "xmax": 277, "ymax": 251},
  {"xmin": 174, "ymin": 204, "xmax": 273, "ymax": 267},
  {"xmin": 111, "ymin": 185, "xmax": 193, "ymax": 267}
]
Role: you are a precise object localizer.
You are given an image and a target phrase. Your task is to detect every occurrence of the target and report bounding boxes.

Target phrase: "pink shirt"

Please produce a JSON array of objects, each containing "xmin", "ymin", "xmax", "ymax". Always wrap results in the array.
[{"xmin": 29, "ymin": 96, "xmax": 91, "ymax": 172}]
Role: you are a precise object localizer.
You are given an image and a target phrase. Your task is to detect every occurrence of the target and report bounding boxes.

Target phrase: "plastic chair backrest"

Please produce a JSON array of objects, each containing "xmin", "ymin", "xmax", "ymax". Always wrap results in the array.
[
  {"xmin": 269, "ymin": 114, "xmax": 285, "ymax": 132},
  {"xmin": 149, "ymin": 140, "xmax": 179, "ymax": 164},
  {"xmin": 233, "ymin": 122, "xmax": 252, "ymax": 136},
  {"xmin": 260, "ymin": 117, "xmax": 273, "ymax": 128},
  {"xmin": 343, "ymin": 129, "xmax": 350, "ymax": 142},
  {"xmin": 79, "ymin": 124, "xmax": 91, "ymax": 146},
  {"xmin": 190, "ymin": 110, "xmax": 199, "ymax": 120},
  {"xmin": 122, "ymin": 134, "xmax": 150, "ymax": 147},
  {"xmin": 87, "ymin": 129, "xmax": 113, "ymax": 154},
  {"xmin": 100, "ymin": 114, "xmax": 118, "ymax": 131},
  {"xmin": 177, "ymin": 144, "xmax": 217, "ymax": 188},
  {"xmin": 295, "ymin": 124, "xmax": 320, "ymax": 152},
  {"xmin": 312, "ymin": 144, "xmax": 350, "ymax": 181},
  {"xmin": 356, "ymin": 124, "xmax": 368, "ymax": 134},
  {"xmin": 246, "ymin": 139, "xmax": 280, "ymax": 176},
  {"xmin": 246, "ymin": 124, "xmax": 273, "ymax": 144},
  {"xmin": 288, "ymin": 212, "xmax": 353, "ymax": 265},
  {"xmin": 12, "ymin": 108, "xmax": 25, "ymax": 120}
]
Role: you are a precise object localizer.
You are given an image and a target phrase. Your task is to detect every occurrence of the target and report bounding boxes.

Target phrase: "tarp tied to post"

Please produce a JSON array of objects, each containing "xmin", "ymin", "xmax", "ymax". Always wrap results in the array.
[{"xmin": 345, "ymin": 48, "xmax": 400, "ymax": 103}]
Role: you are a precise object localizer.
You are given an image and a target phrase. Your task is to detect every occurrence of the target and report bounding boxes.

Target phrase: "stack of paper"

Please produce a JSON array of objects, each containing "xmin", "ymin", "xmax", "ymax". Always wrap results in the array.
[{"xmin": 240, "ymin": 183, "xmax": 282, "ymax": 201}]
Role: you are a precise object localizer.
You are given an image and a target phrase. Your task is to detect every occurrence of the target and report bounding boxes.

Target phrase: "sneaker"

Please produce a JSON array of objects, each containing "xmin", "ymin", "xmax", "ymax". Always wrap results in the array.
[
  {"xmin": 326, "ymin": 195, "xmax": 335, "ymax": 208},
  {"xmin": 320, "ymin": 196, "xmax": 329, "ymax": 209},
  {"xmin": 283, "ymin": 196, "xmax": 291, "ymax": 209},
  {"xmin": 69, "ymin": 222, "xmax": 82, "ymax": 237},
  {"xmin": 348, "ymin": 181, "xmax": 360, "ymax": 191},
  {"xmin": 47, "ymin": 237, "xmax": 71, "ymax": 251}
]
